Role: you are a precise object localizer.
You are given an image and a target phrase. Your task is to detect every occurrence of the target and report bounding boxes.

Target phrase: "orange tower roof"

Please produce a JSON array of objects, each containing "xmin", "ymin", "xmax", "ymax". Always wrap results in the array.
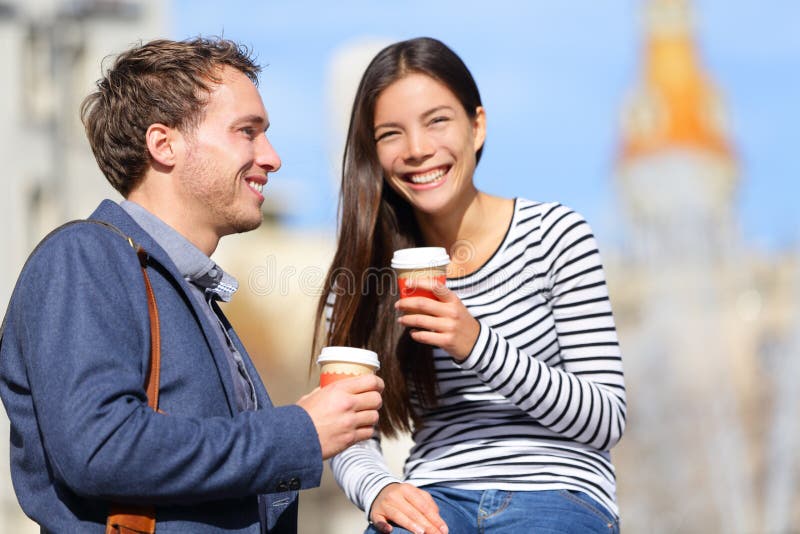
[{"xmin": 620, "ymin": 0, "xmax": 734, "ymax": 161}]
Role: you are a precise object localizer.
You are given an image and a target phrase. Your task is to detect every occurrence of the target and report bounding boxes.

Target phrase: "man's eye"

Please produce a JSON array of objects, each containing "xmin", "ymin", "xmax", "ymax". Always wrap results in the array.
[{"xmin": 241, "ymin": 127, "xmax": 256, "ymax": 139}]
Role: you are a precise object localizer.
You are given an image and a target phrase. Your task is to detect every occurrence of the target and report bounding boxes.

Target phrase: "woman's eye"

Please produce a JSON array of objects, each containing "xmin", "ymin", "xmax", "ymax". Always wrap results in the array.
[
  {"xmin": 375, "ymin": 130, "xmax": 399, "ymax": 142},
  {"xmin": 429, "ymin": 116, "xmax": 450, "ymax": 126}
]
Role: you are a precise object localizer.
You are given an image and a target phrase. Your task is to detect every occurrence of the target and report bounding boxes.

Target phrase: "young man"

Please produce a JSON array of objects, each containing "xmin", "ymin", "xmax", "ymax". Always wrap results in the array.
[{"xmin": 0, "ymin": 37, "xmax": 383, "ymax": 533}]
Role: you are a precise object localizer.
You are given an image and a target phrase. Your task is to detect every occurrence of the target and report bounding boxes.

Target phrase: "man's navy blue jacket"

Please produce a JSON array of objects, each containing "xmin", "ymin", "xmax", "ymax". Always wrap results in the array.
[{"xmin": 0, "ymin": 200, "xmax": 322, "ymax": 533}]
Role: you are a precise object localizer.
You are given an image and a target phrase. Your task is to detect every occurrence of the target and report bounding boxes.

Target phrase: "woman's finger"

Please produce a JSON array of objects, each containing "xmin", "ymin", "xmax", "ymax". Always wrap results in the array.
[
  {"xmin": 398, "ymin": 313, "xmax": 448, "ymax": 333},
  {"xmin": 370, "ymin": 515, "xmax": 393, "ymax": 534}
]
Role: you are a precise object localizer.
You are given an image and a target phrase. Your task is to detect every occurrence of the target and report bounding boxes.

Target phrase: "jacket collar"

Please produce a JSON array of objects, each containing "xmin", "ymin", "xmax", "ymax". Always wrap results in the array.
[{"xmin": 89, "ymin": 199, "xmax": 245, "ymax": 414}]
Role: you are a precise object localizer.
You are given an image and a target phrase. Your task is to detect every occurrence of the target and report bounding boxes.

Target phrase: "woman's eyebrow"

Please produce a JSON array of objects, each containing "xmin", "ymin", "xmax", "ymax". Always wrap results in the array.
[{"xmin": 375, "ymin": 105, "xmax": 455, "ymax": 130}]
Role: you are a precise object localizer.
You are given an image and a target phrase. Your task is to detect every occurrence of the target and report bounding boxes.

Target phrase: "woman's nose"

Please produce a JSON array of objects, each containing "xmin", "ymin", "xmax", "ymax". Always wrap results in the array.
[{"xmin": 403, "ymin": 130, "xmax": 434, "ymax": 162}]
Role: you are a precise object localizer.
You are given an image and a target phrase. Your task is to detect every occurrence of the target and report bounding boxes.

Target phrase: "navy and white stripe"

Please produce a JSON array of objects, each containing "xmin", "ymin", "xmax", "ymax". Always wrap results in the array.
[{"xmin": 331, "ymin": 199, "xmax": 627, "ymax": 519}]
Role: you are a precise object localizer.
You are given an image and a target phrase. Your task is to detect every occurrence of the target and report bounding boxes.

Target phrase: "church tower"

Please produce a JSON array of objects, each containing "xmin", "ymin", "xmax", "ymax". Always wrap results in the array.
[
  {"xmin": 611, "ymin": 2, "xmax": 761, "ymax": 532},
  {"xmin": 617, "ymin": 0, "xmax": 737, "ymax": 265}
]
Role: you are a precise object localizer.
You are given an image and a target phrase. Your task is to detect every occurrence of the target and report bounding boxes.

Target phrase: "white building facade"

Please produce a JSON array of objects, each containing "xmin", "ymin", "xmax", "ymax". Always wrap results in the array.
[{"xmin": 0, "ymin": 1, "xmax": 165, "ymax": 529}]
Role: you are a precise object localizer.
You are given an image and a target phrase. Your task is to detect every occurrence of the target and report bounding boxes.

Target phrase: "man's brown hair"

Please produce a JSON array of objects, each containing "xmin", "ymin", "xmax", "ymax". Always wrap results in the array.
[{"xmin": 80, "ymin": 37, "xmax": 261, "ymax": 197}]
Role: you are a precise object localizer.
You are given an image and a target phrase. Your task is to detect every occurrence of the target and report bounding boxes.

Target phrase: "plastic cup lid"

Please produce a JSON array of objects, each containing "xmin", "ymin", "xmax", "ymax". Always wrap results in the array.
[
  {"xmin": 391, "ymin": 247, "xmax": 450, "ymax": 269},
  {"xmin": 316, "ymin": 346, "xmax": 380, "ymax": 369}
]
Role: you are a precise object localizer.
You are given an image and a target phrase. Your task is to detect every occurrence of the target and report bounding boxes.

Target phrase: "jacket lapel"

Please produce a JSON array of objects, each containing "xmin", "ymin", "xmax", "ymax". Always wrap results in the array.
[{"xmin": 90, "ymin": 200, "xmax": 241, "ymax": 415}]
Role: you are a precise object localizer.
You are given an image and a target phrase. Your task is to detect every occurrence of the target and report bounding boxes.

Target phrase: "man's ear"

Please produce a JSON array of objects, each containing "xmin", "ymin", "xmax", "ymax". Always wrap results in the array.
[{"xmin": 145, "ymin": 123, "xmax": 179, "ymax": 167}]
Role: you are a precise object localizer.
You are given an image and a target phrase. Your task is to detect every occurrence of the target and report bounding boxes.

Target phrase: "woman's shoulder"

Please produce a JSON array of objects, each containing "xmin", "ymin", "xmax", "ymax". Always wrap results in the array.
[
  {"xmin": 515, "ymin": 198, "xmax": 590, "ymax": 226},
  {"xmin": 511, "ymin": 199, "xmax": 596, "ymax": 250},
  {"xmin": 515, "ymin": 198, "xmax": 577, "ymax": 215}
]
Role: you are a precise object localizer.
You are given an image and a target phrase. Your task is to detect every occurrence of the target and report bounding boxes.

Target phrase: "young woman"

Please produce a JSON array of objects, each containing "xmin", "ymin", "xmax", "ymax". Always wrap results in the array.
[{"xmin": 314, "ymin": 37, "xmax": 626, "ymax": 534}]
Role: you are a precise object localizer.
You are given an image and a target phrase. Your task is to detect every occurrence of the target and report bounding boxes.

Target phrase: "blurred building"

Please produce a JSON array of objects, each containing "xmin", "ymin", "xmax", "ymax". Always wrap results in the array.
[
  {"xmin": 0, "ymin": 0, "xmax": 166, "ymax": 530},
  {"xmin": 608, "ymin": 0, "xmax": 800, "ymax": 532}
]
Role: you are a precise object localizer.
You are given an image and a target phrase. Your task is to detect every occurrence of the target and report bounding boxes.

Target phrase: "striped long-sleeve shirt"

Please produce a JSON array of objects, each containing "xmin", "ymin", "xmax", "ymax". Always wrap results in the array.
[{"xmin": 331, "ymin": 199, "xmax": 627, "ymax": 519}]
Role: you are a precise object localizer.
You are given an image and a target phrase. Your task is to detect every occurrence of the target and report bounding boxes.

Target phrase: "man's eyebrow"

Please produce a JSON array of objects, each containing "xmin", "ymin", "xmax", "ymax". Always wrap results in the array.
[{"xmin": 234, "ymin": 114, "xmax": 269, "ymax": 129}]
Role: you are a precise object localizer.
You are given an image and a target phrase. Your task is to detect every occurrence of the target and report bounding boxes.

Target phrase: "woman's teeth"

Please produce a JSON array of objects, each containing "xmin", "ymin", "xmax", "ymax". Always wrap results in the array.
[{"xmin": 408, "ymin": 168, "xmax": 446, "ymax": 184}]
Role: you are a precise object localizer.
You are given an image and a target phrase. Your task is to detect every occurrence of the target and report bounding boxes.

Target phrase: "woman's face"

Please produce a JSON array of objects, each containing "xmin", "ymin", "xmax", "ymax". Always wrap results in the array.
[{"xmin": 372, "ymin": 72, "xmax": 485, "ymax": 216}]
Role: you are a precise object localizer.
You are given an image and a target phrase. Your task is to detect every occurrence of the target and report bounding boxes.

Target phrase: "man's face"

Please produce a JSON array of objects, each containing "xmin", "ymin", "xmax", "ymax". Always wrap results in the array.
[{"xmin": 177, "ymin": 66, "xmax": 281, "ymax": 239}]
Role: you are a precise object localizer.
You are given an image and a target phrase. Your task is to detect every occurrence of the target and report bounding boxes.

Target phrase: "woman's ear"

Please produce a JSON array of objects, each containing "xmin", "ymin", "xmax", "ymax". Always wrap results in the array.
[
  {"xmin": 472, "ymin": 106, "xmax": 486, "ymax": 153},
  {"xmin": 145, "ymin": 123, "xmax": 179, "ymax": 168}
]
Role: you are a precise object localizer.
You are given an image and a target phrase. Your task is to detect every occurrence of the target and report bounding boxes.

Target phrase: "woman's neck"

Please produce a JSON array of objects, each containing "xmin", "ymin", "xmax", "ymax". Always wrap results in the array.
[
  {"xmin": 414, "ymin": 191, "xmax": 515, "ymax": 277},
  {"xmin": 415, "ymin": 189, "xmax": 481, "ymax": 249}
]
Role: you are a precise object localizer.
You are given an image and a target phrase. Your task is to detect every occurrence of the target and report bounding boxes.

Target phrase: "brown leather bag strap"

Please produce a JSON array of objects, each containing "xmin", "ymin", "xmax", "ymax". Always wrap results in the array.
[
  {"xmin": 106, "ymin": 509, "xmax": 156, "ymax": 534},
  {"xmin": 80, "ymin": 221, "xmax": 159, "ymax": 534},
  {"xmin": 81, "ymin": 220, "xmax": 161, "ymax": 410},
  {"xmin": 135, "ymin": 246, "xmax": 160, "ymax": 411}
]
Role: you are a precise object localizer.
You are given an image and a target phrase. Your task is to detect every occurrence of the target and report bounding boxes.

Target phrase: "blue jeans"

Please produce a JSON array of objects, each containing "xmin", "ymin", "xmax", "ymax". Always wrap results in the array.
[{"xmin": 364, "ymin": 487, "xmax": 620, "ymax": 534}]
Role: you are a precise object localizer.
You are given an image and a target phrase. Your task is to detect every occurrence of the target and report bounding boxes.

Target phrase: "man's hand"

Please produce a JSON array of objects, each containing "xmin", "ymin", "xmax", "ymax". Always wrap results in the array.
[
  {"xmin": 369, "ymin": 483, "xmax": 448, "ymax": 534},
  {"xmin": 296, "ymin": 374, "xmax": 383, "ymax": 459}
]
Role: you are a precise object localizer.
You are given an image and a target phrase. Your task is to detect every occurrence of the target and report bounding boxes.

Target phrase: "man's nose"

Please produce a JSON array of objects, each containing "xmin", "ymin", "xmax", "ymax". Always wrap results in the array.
[{"xmin": 255, "ymin": 134, "xmax": 281, "ymax": 172}]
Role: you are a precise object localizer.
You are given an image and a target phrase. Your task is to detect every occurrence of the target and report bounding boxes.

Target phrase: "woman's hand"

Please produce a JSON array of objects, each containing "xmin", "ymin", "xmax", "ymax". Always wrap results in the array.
[
  {"xmin": 369, "ymin": 483, "xmax": 448, "ymax": 534},
  {"xmin": 395, "ymin": 278, "xmax": 480, "ymax": 362}
]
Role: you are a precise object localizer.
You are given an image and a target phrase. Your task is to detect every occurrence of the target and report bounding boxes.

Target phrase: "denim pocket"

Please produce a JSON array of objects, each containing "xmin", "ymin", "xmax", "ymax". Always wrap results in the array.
[{"xmin": 558, "ymin": 490, "xmax": 619, "ymax": 532}]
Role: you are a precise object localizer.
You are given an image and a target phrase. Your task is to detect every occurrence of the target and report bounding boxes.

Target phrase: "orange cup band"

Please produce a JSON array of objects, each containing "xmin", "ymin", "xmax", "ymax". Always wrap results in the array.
[
  {"xmin": 398, "ymin": 274, "xmax": 446, "ymax": 300},
  {"xmin": 320, "ymin": 372, "xmax": 360, "ymax": 387}
]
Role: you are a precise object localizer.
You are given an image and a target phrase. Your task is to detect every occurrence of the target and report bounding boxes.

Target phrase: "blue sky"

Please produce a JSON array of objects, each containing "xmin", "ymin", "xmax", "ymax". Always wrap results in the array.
[{"xmin": 172, "ymin": 0, "xmax": 799, "ymax": 252}]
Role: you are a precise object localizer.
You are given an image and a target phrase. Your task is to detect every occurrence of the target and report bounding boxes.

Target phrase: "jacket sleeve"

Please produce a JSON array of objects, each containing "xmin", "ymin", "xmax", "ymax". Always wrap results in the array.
[{"xmin": 12, "ymin": 226, "xmax": 322, "ymax": 504}]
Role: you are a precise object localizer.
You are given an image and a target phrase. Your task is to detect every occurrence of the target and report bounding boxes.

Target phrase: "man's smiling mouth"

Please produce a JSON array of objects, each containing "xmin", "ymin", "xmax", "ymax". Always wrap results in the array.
[{"xmin": 246, "ymin": 178, "xmax": 265, "ymax": 194}]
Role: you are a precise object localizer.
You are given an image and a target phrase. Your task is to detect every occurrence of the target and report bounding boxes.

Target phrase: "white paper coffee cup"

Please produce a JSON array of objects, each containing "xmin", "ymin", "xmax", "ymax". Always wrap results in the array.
[
  {"xmin": 317, "ymin": 346, "xmax": 380, "ymax": 387},
  {"xmin": 391, "ymin": 247, "xmax": 450, "ymax": 300}
]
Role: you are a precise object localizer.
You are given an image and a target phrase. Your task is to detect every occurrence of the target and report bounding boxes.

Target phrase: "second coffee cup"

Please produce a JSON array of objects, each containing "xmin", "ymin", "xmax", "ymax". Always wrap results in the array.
[
  {"xmin": 317, "ymin": 346, "xmax": 380, "ymax": 387},
  {"xmin": 391, "ymin": 247, "xmax": 450, "ymax": 301}
]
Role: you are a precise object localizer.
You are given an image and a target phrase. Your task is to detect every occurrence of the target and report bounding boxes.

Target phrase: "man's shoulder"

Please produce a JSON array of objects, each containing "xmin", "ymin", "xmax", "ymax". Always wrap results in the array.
[
  {"xmin": 31, "ymin": 219, "xmax": 132, "ymax": 261},
  {"xmin": 4, "ymin": 207, "xmax": 145, "ymax": 335},
  {"xmin": 27, "ymin": 199, "xmax": 149, "ymax": 261},
  {"xmin": 19, "ymin": 217, "xmax": 143, "ymax": 294}
]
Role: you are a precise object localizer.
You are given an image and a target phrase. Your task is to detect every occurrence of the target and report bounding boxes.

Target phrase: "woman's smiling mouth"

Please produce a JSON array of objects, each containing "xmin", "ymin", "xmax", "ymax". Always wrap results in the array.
[{"xmin": 404, "ymin": 166, "xmax": 448, "ymax": 185}]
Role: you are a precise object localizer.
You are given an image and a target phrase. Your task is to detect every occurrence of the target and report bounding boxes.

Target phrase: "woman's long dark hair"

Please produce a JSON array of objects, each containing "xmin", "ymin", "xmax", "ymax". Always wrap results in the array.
[{"xmin": 313, "ymin": 37, "xmax": 483, "ymax": 437}]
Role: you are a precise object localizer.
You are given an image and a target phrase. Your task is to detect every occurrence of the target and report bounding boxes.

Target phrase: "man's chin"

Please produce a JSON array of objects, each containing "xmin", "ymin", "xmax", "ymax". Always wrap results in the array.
[
  {"xmin": 238, "ymin": 214, "xmax": 264, "ymax": 234},
  {"xmin": 221, "ymin": 213, "xmax": 263, "ymax": 237}
]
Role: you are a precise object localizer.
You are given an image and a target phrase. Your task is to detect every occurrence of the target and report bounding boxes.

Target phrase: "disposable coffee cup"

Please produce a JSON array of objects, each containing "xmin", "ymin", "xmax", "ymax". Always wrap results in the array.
[
  {"xmin": 391, "ymin": 247, "xmax": 450, "ymax": 301},
  {"xmin": 317, "ymin": 346, "xmax": 380, "ymax": 387}
]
